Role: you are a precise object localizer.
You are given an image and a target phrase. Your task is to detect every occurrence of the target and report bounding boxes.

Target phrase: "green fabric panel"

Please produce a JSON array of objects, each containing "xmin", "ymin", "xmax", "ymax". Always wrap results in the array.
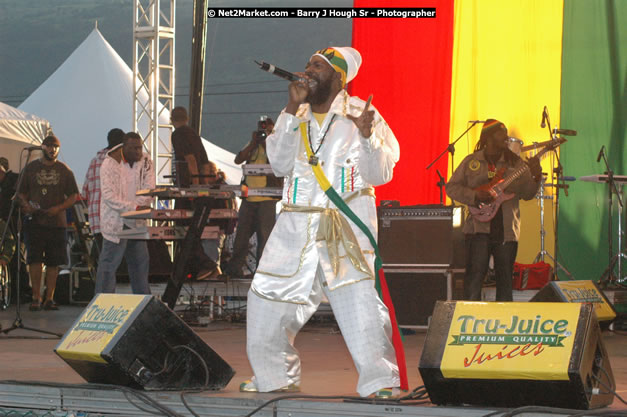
[{"xmin": 559, "ymin": 0, "xmax": 627, "ymax": 282}]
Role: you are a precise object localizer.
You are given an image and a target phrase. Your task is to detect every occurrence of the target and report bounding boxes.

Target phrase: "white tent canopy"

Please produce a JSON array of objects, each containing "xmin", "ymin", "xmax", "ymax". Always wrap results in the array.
[
  {"xmin": 19, "ymin": 28, "xmax": 240, "ymax": 186},
  {"xmin": 0, "ymin": 102, "xmax": 50, "ymax": 172}
]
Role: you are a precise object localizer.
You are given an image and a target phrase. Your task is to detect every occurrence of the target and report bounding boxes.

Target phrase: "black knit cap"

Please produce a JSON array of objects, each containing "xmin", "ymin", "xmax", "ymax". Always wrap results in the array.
[{"xmin": 42, "ymin": 135, "xmax": 61, "ymax": 146}]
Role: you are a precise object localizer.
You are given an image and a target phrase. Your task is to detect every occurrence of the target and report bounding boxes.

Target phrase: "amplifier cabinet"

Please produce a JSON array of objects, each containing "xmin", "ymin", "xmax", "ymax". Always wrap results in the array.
[
  {"xmin": 378, "ymin": 205, "xmax": 456, "ymax": 267},
  {"xmin": 385, "ymin": 267, "xmax": 464, "ymax": 328}
]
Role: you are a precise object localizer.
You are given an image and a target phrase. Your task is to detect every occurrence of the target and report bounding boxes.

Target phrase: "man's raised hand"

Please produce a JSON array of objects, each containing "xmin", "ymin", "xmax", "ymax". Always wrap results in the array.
[{"xmin": 347, "ymin": 95, "xmax": 374, "ymax": 138}]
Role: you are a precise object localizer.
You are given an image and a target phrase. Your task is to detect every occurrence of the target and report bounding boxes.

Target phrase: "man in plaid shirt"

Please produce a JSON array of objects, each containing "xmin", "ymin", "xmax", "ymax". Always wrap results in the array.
[{"xmin": 82, "ymin": 128, "xmax": 124, "ymax": 248}]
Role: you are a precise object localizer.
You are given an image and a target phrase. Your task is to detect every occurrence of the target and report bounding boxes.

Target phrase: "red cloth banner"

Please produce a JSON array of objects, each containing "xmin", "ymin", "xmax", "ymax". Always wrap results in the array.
[{"xmin": 351, "ymin": 0, "xmax": 454, "ymax": 205}]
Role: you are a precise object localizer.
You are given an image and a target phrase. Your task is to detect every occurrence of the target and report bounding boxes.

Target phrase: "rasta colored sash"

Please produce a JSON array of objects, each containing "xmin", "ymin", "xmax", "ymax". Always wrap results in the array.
[{"xmin": 299, "ymin": 122, "xmax": 408, "ymax": 391}]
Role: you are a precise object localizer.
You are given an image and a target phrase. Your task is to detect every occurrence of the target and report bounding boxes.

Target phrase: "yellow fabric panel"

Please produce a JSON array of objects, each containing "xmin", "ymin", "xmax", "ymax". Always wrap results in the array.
[{"xmin": 449, "ymin": 0, "xmax": 563, "ymax": 263}]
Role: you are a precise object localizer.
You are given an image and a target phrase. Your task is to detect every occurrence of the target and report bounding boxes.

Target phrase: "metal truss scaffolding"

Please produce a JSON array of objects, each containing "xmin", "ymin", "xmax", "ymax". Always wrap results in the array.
[{"xmin": 133, "ymin": 0, "xmax": 175, "ymax": 186}]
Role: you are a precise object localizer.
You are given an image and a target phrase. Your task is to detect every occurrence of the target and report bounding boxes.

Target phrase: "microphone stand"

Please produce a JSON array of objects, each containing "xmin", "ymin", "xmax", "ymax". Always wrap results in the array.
[
  {"xmin": 426, "ymin": 121, "xmax": 483, "ymax": 205},
  {"xmin": 1, "ymin": 148, "xmax": 62, "ymax": 338},
  {"xmin": 550, "ymin": 158, "xmax": 572, "ymax": 279},
  {"xmin": 435, "ymin": 170, "xmax": 446, "ymax": 205},
  {"xmin": 541, "ymin": 108, "xmax": 572, "ymax": 280},
  {"xmin": 598, "ymin": 149, "xmax": 623, "ymax": 287},
  {"xmin": 427, "ymin": 120, "xmax": 482, "ymax": 173}
]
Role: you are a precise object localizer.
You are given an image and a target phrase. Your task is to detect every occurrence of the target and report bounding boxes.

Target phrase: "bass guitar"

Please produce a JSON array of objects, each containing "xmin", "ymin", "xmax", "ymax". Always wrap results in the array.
[{"xmin": 469, "ymin": 138, "xmax": 565, "ymax": 222}]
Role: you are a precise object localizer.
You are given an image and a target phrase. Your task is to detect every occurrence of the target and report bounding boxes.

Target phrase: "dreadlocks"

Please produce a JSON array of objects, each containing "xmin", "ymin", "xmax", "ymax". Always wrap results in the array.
[{"xmin": 475, "ymin": 119, "xmax": 519, "ymax": 165}]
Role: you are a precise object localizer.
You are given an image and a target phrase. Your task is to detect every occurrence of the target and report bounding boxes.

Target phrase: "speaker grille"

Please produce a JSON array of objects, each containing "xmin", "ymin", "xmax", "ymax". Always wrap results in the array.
[{"xmin": 378, "ymin": 205, "xmax": 454, "ymax": 266}]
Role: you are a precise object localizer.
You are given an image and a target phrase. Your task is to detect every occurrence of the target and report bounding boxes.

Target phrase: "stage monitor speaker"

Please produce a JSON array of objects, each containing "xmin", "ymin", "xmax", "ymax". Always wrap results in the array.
[
  {"xmin": 378, "ymin": 205, "xmax": 456, "ymax": 266},
  {"xmin": 419, "ymin": 301, "xmax": 615, "ymax": 409},
  {"xmin": 385, "ymin": 269, "xmax": 463, "ymax": 327},
  {"xmin": 55, "ymin": 294, "xmax": 234, "ymax": 390},
  {"xmin": 530, "ymin": 280, "xmax": 617, "ymax": 323}
]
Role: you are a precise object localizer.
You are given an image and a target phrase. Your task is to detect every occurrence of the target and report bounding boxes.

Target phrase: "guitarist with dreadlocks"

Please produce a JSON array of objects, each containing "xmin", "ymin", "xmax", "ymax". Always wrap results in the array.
[{"xmin": 447, "ymin": 119, "xmax": 542, "ymax": 302}]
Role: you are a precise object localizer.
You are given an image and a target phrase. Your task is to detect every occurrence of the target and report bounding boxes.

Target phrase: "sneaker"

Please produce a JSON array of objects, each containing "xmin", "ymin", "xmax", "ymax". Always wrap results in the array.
[
  {"xmin": 29, "ymin": 301, "xmax": 41, "ymax": 312},
  {"xmin": 239, "ymin": 379, "xmax": 258, "ymax": 392},
  {"xmin": 239, "ymin": 379, "xmax": 300, "ymax": 393},
  {"xmin": 373, "ymin": 387, "xmax": 400, "ymax": 399},
  {"xmin": 43, "ymin": 300, "xmax": 59, "ymax": 311},
  {"xmin": 277, "ymin": 383, "xmax": 300, "ymax": 393}
]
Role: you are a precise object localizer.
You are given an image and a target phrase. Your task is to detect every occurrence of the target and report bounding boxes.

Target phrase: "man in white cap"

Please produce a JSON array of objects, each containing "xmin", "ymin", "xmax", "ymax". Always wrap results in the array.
[{"xmin": 240, "ymin": 47, "xmax": 401, "ymax": 398}]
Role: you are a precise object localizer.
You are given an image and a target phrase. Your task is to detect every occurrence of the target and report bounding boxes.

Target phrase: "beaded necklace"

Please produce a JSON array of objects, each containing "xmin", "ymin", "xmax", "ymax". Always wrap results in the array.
[{"xmin": 308, "ymin": 114, "xmax": 336, "ymax": 155}]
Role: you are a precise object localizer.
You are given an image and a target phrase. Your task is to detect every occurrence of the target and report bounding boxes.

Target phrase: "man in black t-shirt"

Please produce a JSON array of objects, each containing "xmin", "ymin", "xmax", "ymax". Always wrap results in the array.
[
  {"xmin": 170, "ymin": 107, "xmax": 218, "ymax": 279},
  {"xmin": 17, "ymin": 135, "xmax": 79, "ymax": 311},
  {"xmin": 171, "ymin": 106, "xmax": 210, "ymax": 187}
]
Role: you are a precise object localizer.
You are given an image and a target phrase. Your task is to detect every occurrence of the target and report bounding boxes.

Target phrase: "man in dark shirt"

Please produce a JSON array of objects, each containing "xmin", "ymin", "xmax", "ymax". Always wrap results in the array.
[
  {"xmin": 0, "ymin": 158, "xmax": 18, "ymax": 222},
  {"xmin": 223, "ymin": 117, "xmax": 282, "ymax": 278},
  {"xmin": 17, "ymin": 135, "xmax": 79, "ymax": 311},
  {"xmin": 0, "ymin": 158, "xmax": 31, "ymax": 302},
  {"xmin": 171, "ymin": 106, "xmax": 210, "ymax": 187},
  {"xmin": 170, "ymin": 107, "xmax": 218, "ymax": 279}
]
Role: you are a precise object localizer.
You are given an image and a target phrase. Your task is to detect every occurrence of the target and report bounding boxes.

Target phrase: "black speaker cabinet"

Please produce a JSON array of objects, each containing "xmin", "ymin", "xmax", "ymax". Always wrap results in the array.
[
  {"xmin": 378, "ymin": 206, "xmax": 454, "ymax": 266},
  {"xmin": 55, "ymin": 294, "xmax": 234, "ymax": 390},
  {"xmin": 385, "ymin": 269, "xmax": 463, "ymax": 327},
  {"xmin": 530, "ymin": 280, "xmax": 617, "ymax": 323},
  {"xmin": 54, "ymin": 272, "xmax": 72, "ymax": 305},
  {"xmin": 419, "ymin": 301, "xmax": 615, "ymax": 409}
]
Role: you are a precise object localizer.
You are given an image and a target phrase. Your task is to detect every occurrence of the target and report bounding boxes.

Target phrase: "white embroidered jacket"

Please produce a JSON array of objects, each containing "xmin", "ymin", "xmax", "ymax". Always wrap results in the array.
[
  {"xmin": 251, "ymin": 90, "xmax": 400, "ymax": 303},
  {"xmin": 100, "ymin": 145, "xmax": 155, "ymax": 243}
]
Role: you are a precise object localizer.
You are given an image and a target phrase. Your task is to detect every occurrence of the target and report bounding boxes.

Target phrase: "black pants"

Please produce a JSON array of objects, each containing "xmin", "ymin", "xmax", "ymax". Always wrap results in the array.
[
  {"xmin": 224, "ymin": 199, "xmax": 277, "ymax": 277},
  {"xmin": 464, "ymin": 234, "xmax": 518, "ymax": 301},
  {"xmin": 174, "ymin": 198, "xmax": 216, "ymax": 275}
]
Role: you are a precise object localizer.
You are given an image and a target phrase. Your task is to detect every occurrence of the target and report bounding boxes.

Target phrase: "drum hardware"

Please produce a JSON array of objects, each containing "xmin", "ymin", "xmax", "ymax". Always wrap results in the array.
[
  {"xmin": 533, "ymin": 176, "xmax": 572, "ymax": 279},
  {"xmin": 581, "ymin": 169, "xmax": 627, "ymax": 286},
  {"xmin": 507, "ymin": 137, "xmax": 523, "ymax": 155},
  {"xmin": 599, "ymin": 181, "xmax": 627, "ymax": 285},
  {"xmin": 536, "ymin": 106, "xmax": 575, "ymax": 281}
]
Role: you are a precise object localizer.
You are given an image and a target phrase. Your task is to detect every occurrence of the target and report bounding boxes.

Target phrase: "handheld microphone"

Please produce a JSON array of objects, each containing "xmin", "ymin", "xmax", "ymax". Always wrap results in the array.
[
  {"xmin": 255, "ymin": 60, "xmax": 304, "ymax": 82},
  {"xmin": 553, "ymin": 128, "xmax": 577, "ymax": 136},
  {"xmin": 468, "ymin": 120, "xmax": 486, "ymax": 123},
  {"xmin": 25, "ymin": 146, "xmax": 43, "ymax": 151},
  {"xmin": 597, "ymin": 145, "xmax": 605, "ymax": 163},
  {"xmin": 541, "ymin": 106, "xmax": 547, "ymax": 128}
]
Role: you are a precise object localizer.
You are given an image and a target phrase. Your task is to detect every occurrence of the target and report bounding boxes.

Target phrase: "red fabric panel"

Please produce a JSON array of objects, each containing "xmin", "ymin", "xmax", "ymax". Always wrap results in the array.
[
  {"xmin": 377, "ymin": 267, "xmax": 409, "ymax": 390},
  {"xmin": 351, "ymin": 0, "xmax": 454, "ymax": 205}
]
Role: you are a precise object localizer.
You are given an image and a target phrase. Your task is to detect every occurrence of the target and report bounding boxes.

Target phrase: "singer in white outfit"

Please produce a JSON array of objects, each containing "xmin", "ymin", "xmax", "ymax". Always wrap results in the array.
[{"xmin": 240, "ymin": 46, "xmax": 401, "ymax": 398}]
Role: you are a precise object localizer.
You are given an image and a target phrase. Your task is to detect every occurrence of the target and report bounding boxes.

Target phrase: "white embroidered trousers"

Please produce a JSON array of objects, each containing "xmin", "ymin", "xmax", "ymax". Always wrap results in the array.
[{"xmin": 246, "ymin": 265, "xmax": 400, "ymax": 396}]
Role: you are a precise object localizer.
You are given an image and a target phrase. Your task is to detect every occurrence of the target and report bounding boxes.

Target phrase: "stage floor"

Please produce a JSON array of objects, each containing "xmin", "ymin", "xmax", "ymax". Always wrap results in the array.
[{"xmin": 0, "ymin": 302, "xmax": 626, "ymax": 416}]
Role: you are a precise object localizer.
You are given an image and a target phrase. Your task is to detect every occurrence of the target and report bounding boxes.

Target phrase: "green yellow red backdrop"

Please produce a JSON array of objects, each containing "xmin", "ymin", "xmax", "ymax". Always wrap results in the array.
[{"xmin": 349, "ymin": 0, "xmax": 627, "ymax": 283}]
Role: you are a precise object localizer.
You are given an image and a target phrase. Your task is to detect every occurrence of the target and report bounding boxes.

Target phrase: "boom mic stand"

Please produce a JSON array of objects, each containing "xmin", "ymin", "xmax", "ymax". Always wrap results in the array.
[
  {"xmin": 427, "ymin": 121, "xmax": 483, "ymax": 202},
  {"xmin": 1, "ymin": 148, "xmax": 62, "ymax": 338},
  {"xmin": 435, "ymin": 170, "xmax": 446, "ymax": 205},
  {"xmin": 540, "ymin": 107, "xmax": 572, "ymax": 280}
]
